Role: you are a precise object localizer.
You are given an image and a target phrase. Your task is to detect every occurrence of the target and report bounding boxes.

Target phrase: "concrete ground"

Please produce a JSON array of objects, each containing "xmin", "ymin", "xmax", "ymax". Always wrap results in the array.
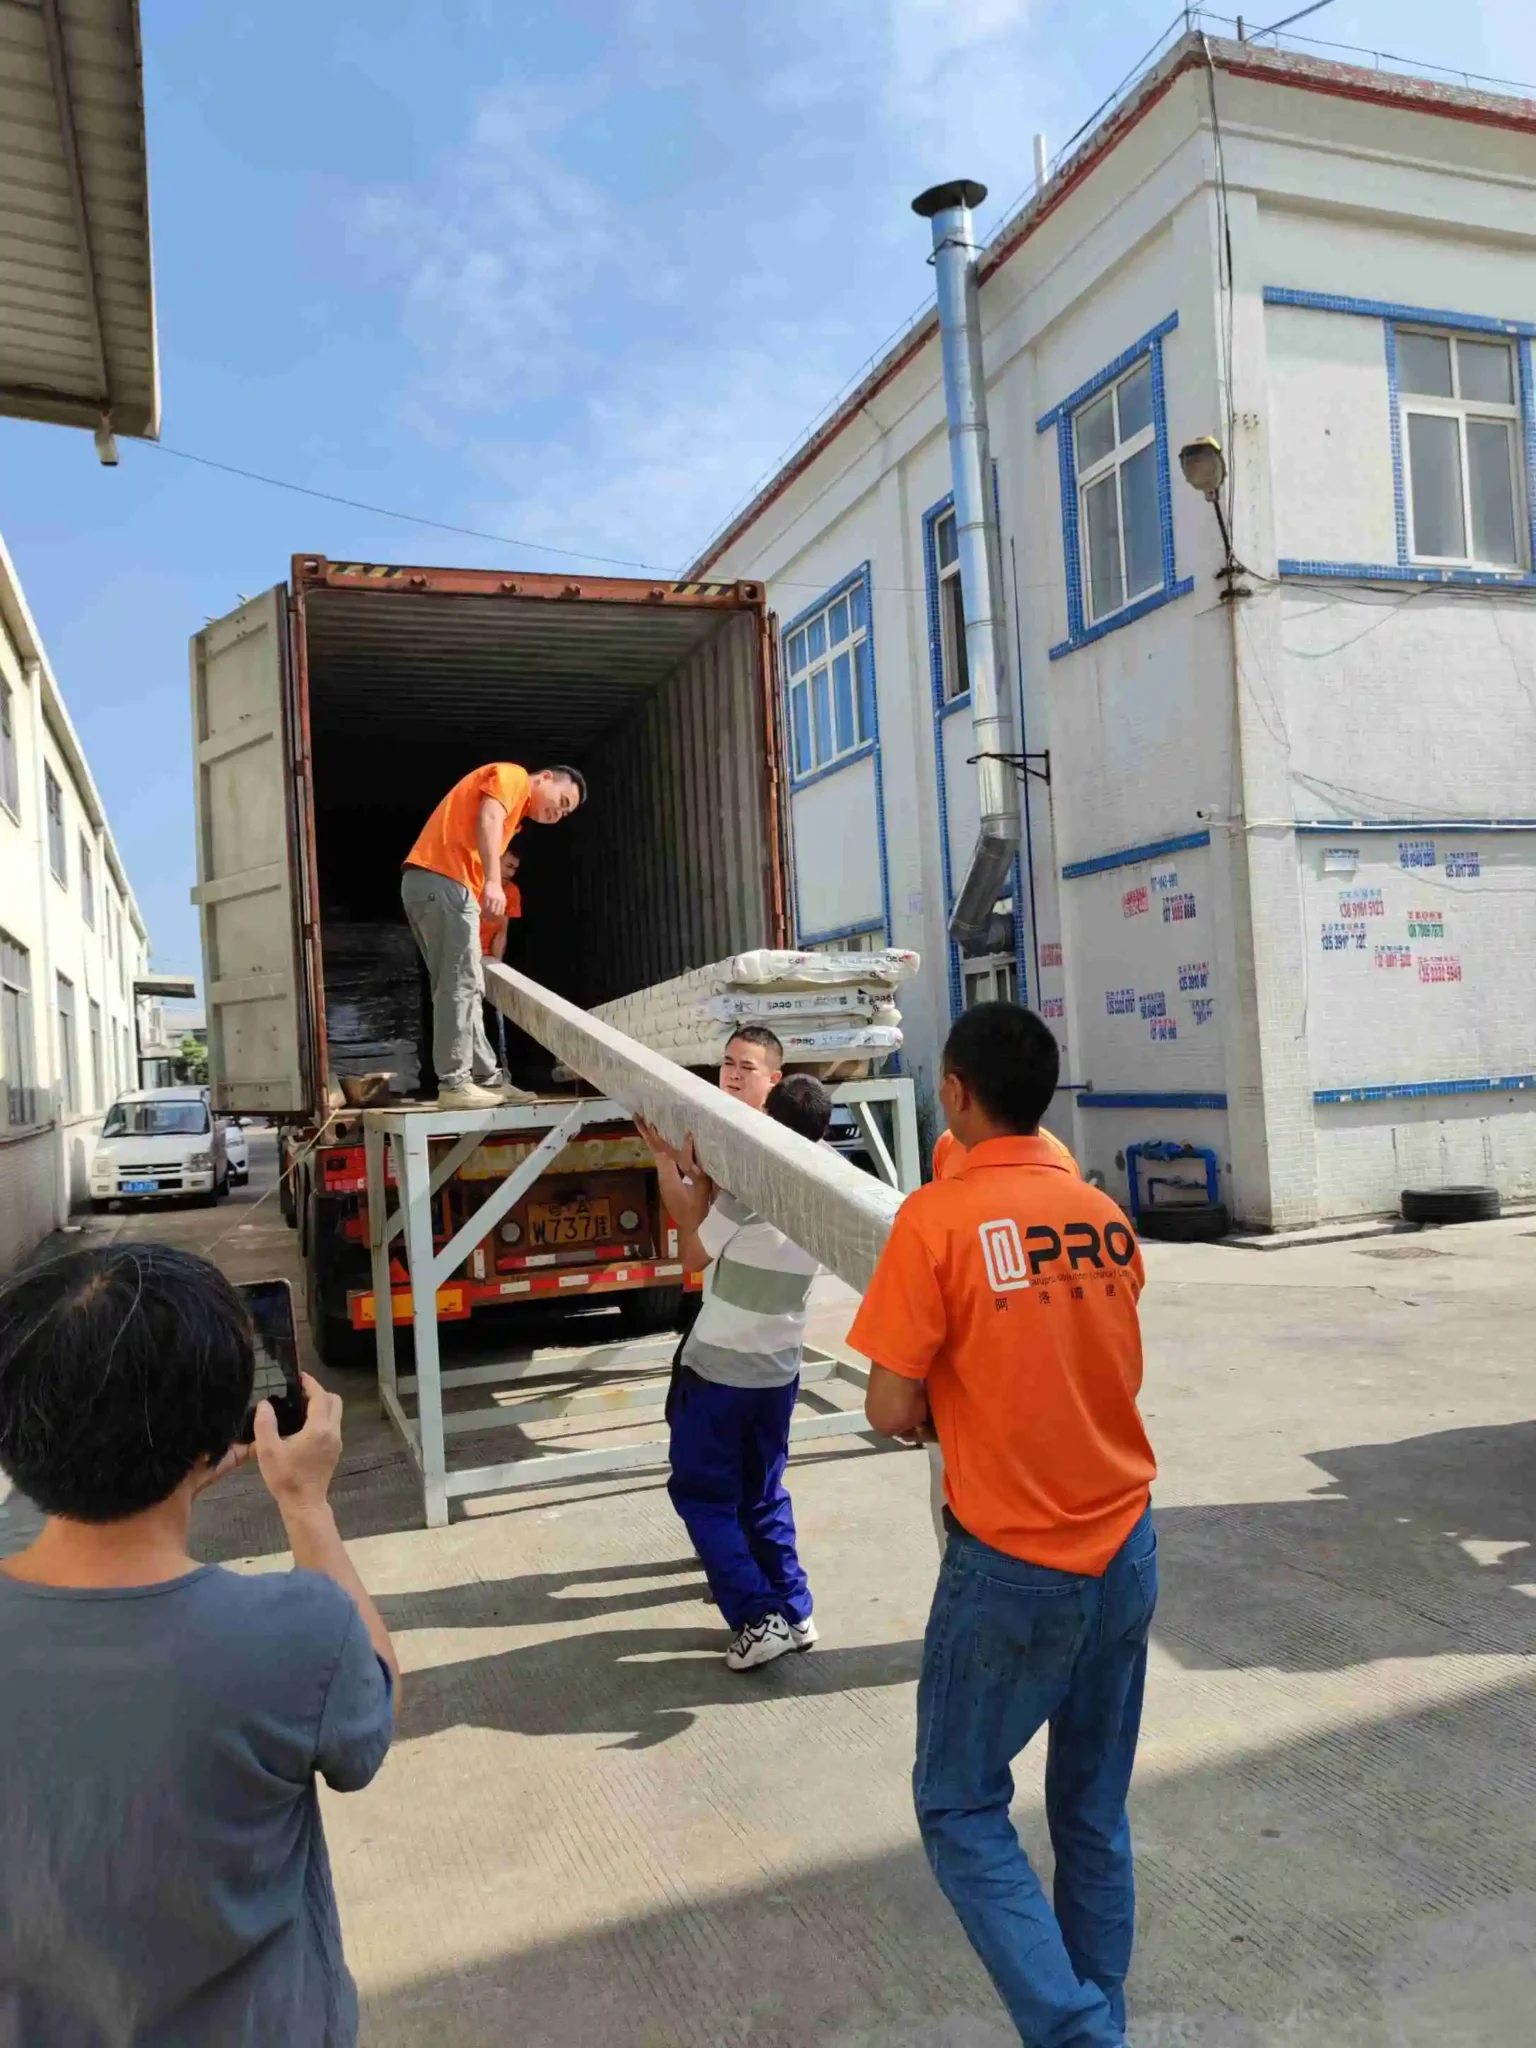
[{"xmin": 5, "ymin": 1131, "xmax": 1535, "ymax": 2045}]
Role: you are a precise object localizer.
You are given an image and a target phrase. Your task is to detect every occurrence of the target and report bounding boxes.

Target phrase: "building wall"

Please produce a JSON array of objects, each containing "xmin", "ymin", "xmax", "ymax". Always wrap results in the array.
[
  {"xmin": 0, "ymin": 539, "xmax": 151, "ymax": 1259},
  {"xmin": 710, "ymin": 58, "xmax": 1536, "ymax": 1222}
]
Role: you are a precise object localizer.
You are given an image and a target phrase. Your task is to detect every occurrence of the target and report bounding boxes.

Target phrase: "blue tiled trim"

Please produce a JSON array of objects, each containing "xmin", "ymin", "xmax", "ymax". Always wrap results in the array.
[
  {"xmin": 1047, "ymin": 577, "xmax": 1195, "ymax": 660},
  {"xmin": 1383, "ymin": 321, "xmax": 1409, "ymax": 568},
  {"xmin": 1521, "ymin": 339, "xmax": 1536, "ymax": 573},
  {"xmin": 1315, "ymin": 1074, "xmax": 1536, "ymax": 1105},
  {"xmin": 1078, "ymin": 1091, "xmax": 1228, "ymax": 1110},
  {"xmin": 921, "ymin": 493, "xmax": 965, "ymax": 1023},
  {"xmin": 1037, "ymin": 313, "xmax": 1189, "ymax": 660},
  {"xmin": 782, "ymin": 562, "xmax": 891, "ymax": 948},
  {"xmin": 1035, "ymin": 312, "xmax": 1181, "ymax": 430},
  {"xmin": 1294, "ymin": 817, "xmax": 1536, "ymax": 832},
  {"xmin": 1262, "ymin": 286, "xmax": 1536, "ymax": 339},
  {"xmin": 1277, "ymin": 561, "xmax": 1536, "ymax": 588},
  {"xmin": 788, "ymin": 740, "xmax": 875, "ymax": 794},
  {"xmin": 795, "ymin": 915, "xmax": 887, "ymax": 948},
  {"xmin": 1061, "ymin": 828, "xmax": 1211, "ymax": 881}
]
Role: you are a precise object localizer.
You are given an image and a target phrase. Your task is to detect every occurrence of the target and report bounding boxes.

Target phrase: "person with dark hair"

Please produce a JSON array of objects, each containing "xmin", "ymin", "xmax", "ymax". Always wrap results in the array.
[
  {"xmin": 848, "ymin": 1004, "xmax": 1156, "ymax": 2048},
  {"xmin": 0, "ymin": 1243, "xmax": 397, "ymax": 2047},
  {"xmin": 402, "ymin": 761, "xmax": 584, "ymax": 1108},
  {"xmin": 637, "ymin": 1040, "xmax": 830, "ymax": 1671}
]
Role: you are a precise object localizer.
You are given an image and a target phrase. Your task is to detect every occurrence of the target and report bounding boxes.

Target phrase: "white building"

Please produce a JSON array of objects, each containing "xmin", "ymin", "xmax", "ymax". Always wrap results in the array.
[
  {"xmin": 691, "ymin": 34, "xmax": 1536, "ymax": 1228},
  {"xmin": 0, "ymin": 535, "xmax": 151, "ymax": 1269}
]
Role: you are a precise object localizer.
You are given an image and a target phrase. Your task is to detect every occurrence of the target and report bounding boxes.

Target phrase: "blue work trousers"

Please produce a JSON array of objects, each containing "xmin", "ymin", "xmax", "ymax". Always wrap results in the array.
[
  {"xmin": 666, "ymin": 1367, "xmax": 812, "ymax": 1633},
  {"xmin": 914, "ymin": 1507, "xmax": 1158, "ymax": 2047}
]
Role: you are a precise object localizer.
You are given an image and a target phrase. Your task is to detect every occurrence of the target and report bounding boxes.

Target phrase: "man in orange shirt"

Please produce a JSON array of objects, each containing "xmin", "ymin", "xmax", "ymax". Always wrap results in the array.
[
  {"xmin": 401, "ymin": 764, "xmax": 583, "ymax": 1109},
  {"xmin": 848, "ymin": 1003, "xmax": 1156, "ymax": 2048}
]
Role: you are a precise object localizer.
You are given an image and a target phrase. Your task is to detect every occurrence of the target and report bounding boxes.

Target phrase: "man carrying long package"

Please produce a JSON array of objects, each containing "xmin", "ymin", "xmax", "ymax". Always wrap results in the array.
[{"xmin": 401, "ymin": 763, "xmax": 584, "ymax": 1108}]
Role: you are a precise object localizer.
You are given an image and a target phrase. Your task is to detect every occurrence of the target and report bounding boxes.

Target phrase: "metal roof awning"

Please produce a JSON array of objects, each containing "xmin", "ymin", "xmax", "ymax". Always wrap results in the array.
[
  {"xmin": 0, "ymin": 0, "xmax": 159, "ymax": 440},
  {"xmin": 134, "ymin": 975, "xmax": 196, "ymax": 1000}
]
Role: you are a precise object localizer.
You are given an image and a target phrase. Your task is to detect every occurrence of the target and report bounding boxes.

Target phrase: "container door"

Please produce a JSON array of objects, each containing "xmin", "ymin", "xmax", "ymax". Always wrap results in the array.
[
  {"xmin": 764, "ymin": 609, "xmax": 793, "ymax": 946},
  {"xmin": 189, "ymin": 588, "xmax": 313, "ymax": 1115}
]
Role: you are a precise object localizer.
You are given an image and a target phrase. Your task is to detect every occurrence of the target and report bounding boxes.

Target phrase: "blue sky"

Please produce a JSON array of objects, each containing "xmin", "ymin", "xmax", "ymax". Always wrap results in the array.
[{"xmin": 1, "ymin": 0, "xmax": 1531, "ymax": 977}]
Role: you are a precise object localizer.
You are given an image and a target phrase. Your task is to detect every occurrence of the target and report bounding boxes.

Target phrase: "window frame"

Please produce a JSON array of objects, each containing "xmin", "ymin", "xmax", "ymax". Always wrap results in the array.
[
  {"xmin": 79, "ymin": 833, "xmax": 96, "ymax": 929},
  {"xmin": 1396, "ymin": 326, "xmax": 1525, "ymax": 573},
  {"xmin": 1036, "ymin": 313, "xmax": 1192, "ymax": 659},
  {"xmin": 44, "ymin": 766, "xmax": 67, "ymax": 885},
  {"xmin": 933, "ymin": 508, "xmax": 970, "ymax": 706},
  {"xmin": 55, "ymin": 971, "xmax": 79, "ymax": 1115},
  {"xmin": 88, "ymin": 998, "xmax": 103, "ymax": 1112},
  {"xmin": 781, "ymin": 568, "xmax": 878, "ymax": 787},
  {"xmin": 1, "ymin": 930, "xmax": 38, "ymax": 1130},
  {"xmin": 0, "ymin": 677, "xmax": 19, "ymax": 821},
  {"xmin": 1074, "ymin": 358, "xmax": 1161, "ymax": 625}
]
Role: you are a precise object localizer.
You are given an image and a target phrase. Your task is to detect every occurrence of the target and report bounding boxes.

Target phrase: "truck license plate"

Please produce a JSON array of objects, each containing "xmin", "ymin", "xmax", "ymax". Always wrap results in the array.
[
  {"xmin": 527, "ymin": 1199, "xmax": 611, "ymax": 1247},
  {"xmin": 122, "ymin": 1179, "xmax": 158, "ymax": 1194}
]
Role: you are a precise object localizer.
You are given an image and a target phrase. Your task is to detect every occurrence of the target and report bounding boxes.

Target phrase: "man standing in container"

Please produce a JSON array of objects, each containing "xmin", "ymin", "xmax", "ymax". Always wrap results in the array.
[
  {"xmin": 849, "ymin": 1003, "xmax": 1156, "ymax": 2048},
  {"xmin": 402, "ymin": 764, "xmax": 584, "ymax": 1109}
]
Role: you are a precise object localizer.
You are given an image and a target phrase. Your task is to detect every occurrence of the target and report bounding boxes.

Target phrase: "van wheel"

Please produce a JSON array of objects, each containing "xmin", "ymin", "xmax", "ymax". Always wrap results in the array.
[
  {"xmin": 90, "ymin": 1198, "xmax": 111, "ymax": 1215},
  {"xmin": 1137, "ymin": 1201, "xmax": 1230, "ymax": 1242},
  {"xmin": 215, "ymin": 1170, "xmax": 231, "ymax": 1201},
  {"xmin": 1401, "ymin": 1185, "xmax": 1500, "ymax": 1225},
  {"xmin": 619, "ymin": 1285, "xmax": 686, "ymax": 1336}
]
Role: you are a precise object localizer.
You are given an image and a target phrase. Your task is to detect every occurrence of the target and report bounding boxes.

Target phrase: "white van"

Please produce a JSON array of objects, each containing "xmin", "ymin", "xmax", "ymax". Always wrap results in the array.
[{"xmin": 90, "ymin": 1087, "xmax": 229, "ymax": 1210}]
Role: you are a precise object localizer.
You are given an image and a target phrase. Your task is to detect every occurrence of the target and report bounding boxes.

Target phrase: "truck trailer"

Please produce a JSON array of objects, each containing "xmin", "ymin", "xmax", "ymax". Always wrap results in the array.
[{"xmin": 190, "ymin": 555, "xmax": 789, "ymax": 1364}]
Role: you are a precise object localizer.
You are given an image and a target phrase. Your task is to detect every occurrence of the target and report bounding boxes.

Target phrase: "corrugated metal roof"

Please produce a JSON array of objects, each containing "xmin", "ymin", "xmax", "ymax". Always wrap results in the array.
[{"xmin": 0, "ymin": 0, "xmax": 158, "ymax": 438}]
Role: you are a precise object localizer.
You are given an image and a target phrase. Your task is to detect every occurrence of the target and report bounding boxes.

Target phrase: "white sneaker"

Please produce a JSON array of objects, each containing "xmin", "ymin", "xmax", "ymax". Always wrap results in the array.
[
  {"xmin": 492, "ymin": 1081, "xmax": 538, "ymax": 1105},
  {"xmin": 788, "ymin": 1615, "xmax": 818, "ymax": 1652},
  {"xmin": 725, "ymin": 1613, "xmax": 795, "ymax": 1672},
  {"xmin": 436, "ymin": 1081, "xmax": 502, "ymax": 1110}
]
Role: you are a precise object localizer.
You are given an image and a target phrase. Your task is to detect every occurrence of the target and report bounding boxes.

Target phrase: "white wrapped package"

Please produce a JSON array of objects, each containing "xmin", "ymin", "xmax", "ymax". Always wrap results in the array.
[
  {"xmin": 485, "ymin": 961, "xmax": 900, "ymax": 1291},
  {"xmin": 729, "ymin": 947, "xmax": 919, "ymax": 987}
]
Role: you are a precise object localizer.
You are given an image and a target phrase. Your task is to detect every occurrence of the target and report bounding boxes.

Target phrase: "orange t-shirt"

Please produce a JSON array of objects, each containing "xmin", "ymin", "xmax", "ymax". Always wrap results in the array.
[
  {"xmin": 933, "ymin": 1124, "xmax": 1077, "ymax": 1180},
  {"xmin": 405, "ymin": 764, "xmax": 530, "ymax": 898},
  {"xmin": 848, "ymin": 1135, "xmax": 1154, "ymax": 1573},
  {"xmin": 479, "ymin": 881, "xmax": 523, "ymax": 958}
]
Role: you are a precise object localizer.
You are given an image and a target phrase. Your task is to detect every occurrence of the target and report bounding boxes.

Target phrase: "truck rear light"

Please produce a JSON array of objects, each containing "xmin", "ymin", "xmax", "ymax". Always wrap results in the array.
[
  {"xmin": 500, "ymin": 1220, "xmax": 522, "ymax": 1244},
  {"xmin": 618, "ymin": 1208, "xmax": 640, "ymax": 1230}
]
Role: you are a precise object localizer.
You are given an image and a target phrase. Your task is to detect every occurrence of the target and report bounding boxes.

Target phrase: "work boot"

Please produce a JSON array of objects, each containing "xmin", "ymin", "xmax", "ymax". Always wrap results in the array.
[
  {"xmin": 436, "ymin": 1080, "xmax": 502, "ymax": 1110},
  {"xmin": 492, "ymin": 1080, "xmax": 539, "ymax": 1105}
]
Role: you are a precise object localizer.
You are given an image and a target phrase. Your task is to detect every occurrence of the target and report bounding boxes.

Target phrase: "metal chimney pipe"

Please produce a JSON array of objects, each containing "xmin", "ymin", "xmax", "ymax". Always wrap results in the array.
[{"xmin": 912, "ymin": 179, "xmax": 1021, "ymax": 948}]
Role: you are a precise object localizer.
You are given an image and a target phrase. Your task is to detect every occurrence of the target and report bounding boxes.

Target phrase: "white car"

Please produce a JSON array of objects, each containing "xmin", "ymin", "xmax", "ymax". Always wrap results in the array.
[
  {"xmin": 222, "ymin": 1118, "xmax": 250, "ymax": 1187},
  {"xmin": 91, "ymin": 1087, "xmax": 229, "ymax": 1209}
]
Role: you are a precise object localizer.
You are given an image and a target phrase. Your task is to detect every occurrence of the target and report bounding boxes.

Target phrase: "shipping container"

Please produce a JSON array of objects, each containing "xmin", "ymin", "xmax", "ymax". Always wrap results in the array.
[{"xmin": 190, "ymin": 556, "xmax": 788, "ymax": 1360}]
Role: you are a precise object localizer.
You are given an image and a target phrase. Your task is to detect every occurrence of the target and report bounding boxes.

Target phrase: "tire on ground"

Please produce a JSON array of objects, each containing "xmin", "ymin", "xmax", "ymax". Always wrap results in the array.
[
  {"xmin": 618, "ymin": 1284, "xmax": 687, "ymax": 1336},
  {"xmin": 303, "ymin": 1183, "xmax": 372, "ymax": 1369},
  {"xmin": 1137, "ymin": 1201, "xmax": 1230, "ymax": 1243},
  {"xmin": 1400, "ymin": 1185, "xmax": 1501, "ymax": 1225}
]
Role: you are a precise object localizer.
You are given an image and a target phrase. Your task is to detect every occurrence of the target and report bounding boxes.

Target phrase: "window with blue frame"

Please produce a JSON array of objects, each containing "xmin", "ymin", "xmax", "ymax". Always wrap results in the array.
[
  {"xmin": 783, "ymin": 576, "xmax": 876, "ymax": 780},
  {"xmin": 1037, "ymin": 312, "xmax": 1191, "ymax": 658},
  {"xmin": 1397, "ymin": 329, "xmax": 1523, "ymax": 570}
]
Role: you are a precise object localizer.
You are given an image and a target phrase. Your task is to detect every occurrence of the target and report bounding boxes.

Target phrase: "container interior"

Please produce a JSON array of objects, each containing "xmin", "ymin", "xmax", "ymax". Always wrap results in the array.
[{"xmin": 302, "ymin": 586, "xmax": 779, "ymax": 1090}]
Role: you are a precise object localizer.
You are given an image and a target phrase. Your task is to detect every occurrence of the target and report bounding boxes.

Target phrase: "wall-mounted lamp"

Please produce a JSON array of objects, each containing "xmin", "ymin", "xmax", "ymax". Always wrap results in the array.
[
  {"xmin": 1178, "ymin": 436, "xmax": 1226, "ymax": 501},
  {"xmin": 1177, "ymin": 434, "xmax": 1246, "ymax": 594}
]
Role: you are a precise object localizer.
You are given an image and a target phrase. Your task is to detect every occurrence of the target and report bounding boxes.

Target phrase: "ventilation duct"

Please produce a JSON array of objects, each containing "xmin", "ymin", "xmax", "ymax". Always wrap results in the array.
[{"xmin": 912, "ymin": 179, "xmax": 1021, "ymax": 948}]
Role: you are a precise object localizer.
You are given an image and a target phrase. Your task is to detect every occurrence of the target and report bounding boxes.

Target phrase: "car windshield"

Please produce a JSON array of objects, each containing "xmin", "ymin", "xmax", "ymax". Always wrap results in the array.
[{"xmin": 101, "ymin": 1101, "xmax": 210, "ymax": 1137}]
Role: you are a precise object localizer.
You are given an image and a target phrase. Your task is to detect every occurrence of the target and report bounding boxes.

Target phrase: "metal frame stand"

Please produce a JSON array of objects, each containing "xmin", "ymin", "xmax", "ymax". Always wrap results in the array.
[
  {"xmin": 363, "ymin": 1098, "xmax": 882, "ymax": 1528},
  {"xmin": 832, "ymin": 1076, "xmax": 920, "ymax": 1194}
]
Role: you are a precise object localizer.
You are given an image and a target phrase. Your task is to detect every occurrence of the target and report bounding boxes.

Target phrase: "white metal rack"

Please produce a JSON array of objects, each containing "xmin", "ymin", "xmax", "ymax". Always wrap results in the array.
[{"xmin": 362, "ymin": 1078, "xmax": 916, "ymax": 1527}]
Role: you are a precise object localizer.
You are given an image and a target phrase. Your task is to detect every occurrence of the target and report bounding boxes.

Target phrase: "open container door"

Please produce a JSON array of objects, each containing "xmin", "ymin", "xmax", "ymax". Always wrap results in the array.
[{"xmin": 189, "ymin": 587, "xmax": 315, "ymax": 1115}]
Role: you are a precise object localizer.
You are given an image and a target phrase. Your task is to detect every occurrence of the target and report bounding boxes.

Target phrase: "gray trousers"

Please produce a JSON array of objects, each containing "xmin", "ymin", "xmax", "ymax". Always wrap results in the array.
[{"xmin": 400, "ymin": 867, "xmax": 500, "ymax": 1091}]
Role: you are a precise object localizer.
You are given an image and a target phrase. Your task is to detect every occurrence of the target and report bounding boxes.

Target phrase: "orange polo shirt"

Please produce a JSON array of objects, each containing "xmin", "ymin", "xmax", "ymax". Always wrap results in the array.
[
  {"xmin": 848, "ymin": 1135, "xmax": 1154, "ymax": 1573},
  {"xmin": 933, "ymin": 1124, "xmax": 1078, "ymax": 1180},
  {"xmin": 479, "ymin": 881, "xmax": 523, "ymax": 958},
  {"xmin": 405, "ymin": 764, "xmax": 530, "ymax": 898}
]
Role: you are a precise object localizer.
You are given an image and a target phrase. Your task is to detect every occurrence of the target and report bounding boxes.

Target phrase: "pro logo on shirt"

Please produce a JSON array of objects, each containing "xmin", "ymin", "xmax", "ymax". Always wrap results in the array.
[{"xmin": 978, "ymin": 1218, "xmax": 1032, "ymax": 1292}]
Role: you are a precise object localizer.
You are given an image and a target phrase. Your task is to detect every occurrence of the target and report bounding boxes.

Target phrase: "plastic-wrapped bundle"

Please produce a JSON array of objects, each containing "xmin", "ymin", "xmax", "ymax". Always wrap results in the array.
[
  {"xmin": 322, "ymin": 923, "xmax": 423, "ymax": 1094},
  {"xmin": 728, "ymin": 947, "xmax": 918, "ymax": 987}
]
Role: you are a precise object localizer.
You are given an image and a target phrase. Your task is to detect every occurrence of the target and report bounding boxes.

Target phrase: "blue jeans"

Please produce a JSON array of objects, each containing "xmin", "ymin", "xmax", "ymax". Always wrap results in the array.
[
  {"xmin": 666, "ymin": 1368, "xmax": 812, "ymax": 1633},
  {"xmin": 914, "ymin": 1507, "xmax": 1157, "ymax": 2047}
]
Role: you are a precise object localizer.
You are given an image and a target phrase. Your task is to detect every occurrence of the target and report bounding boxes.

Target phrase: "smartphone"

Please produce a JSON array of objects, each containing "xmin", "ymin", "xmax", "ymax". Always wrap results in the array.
[{"xmin": 236, "ymin": 1279, "xmax": 307, "ymax": 1443}]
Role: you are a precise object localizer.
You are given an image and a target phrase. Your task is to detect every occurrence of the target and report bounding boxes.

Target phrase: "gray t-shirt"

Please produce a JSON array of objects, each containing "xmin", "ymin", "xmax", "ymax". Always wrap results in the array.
[{"xmin": 0, "ymin": 1562, "xmax": 393, "ymax": 2047}]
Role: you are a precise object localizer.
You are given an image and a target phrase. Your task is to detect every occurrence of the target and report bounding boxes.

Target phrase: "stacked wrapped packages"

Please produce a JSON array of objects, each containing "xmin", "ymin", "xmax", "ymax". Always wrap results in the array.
[{"xmin": 594, "ymin": 947, "xmax": 918, "ymax": 1074}]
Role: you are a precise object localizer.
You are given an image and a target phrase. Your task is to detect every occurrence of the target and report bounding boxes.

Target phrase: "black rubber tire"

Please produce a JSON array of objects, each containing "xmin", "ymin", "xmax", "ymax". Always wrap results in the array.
[
  {"xmin": 618, "ymin": 1284, "xmax": 687, "ymax": 1336},
  {"xmin": 215, "ymin": 1170, "xmax": 231, "ymax": 1202},
  {"xmin": 1400, "ymin": 1185, "xmax": 1501, "ymax": 1225},
  {"xmin": 1137, "ymin": 1201, "xmax": 1230, "ymax": 1243},
  {"xmin": 303, "ymin": 1183, "xmax": 373, "ymax": 1369},
  {"xmin": 89, "ymin": 1198, "xmax": 111, "ymax": 1215}
]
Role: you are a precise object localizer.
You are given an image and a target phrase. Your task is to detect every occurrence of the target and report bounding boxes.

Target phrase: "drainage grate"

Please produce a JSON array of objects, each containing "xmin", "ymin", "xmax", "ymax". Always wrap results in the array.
[{"xmin": 1355, "ymin": 1244, "xmax": 1449, "ymax": 1260}]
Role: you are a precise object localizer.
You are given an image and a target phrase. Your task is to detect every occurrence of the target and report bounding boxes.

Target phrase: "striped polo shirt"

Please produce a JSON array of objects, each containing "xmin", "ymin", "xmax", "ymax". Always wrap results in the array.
[{"xmin": 681, "ymin": 1191, "xmax": 819, "ymax": 1389}]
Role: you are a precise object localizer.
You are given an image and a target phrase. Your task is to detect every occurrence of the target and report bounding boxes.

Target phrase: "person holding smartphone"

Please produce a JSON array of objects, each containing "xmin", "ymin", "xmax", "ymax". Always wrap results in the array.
[{"xmin": 0, "ymin": 1243, "xmax": 398, "ymax": 2048}]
